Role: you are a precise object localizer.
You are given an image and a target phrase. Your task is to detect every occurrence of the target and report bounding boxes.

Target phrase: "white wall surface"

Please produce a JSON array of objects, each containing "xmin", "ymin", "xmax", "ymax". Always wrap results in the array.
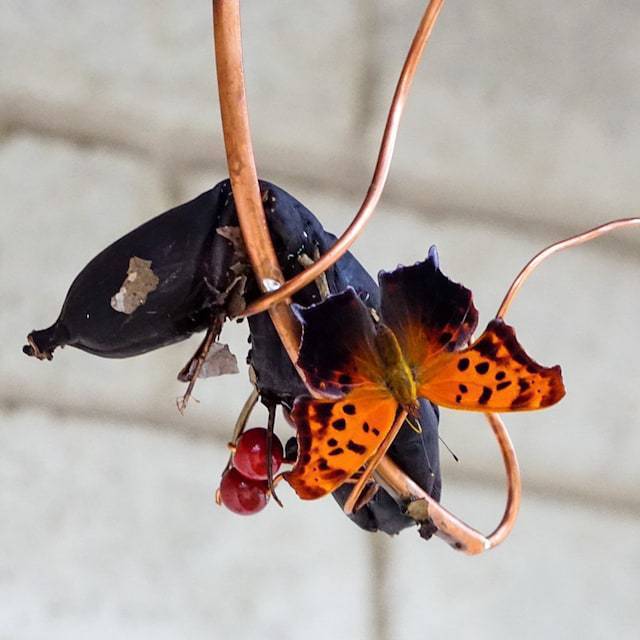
[{"xmin": 1, "ymin": 2, "xmax": 639, "ymax": 639}]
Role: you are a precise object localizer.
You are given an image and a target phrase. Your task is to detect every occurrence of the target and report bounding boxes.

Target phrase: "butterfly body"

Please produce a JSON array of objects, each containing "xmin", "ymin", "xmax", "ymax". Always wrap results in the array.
[
  {"xmin": 285, "ymin": 251, "xmax": 565, "ymax": 500},
  {"xmin": 373, "ymin": 322, "xmax": 418, "ymax": 410}
]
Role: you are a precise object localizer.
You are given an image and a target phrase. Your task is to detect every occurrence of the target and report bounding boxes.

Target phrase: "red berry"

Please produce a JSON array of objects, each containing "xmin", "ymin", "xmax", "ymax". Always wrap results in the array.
[
  {"xmin": 219, "ymin": 468, "xmax": 269, "ymax": 515},
  {"xmin": 233, "ymin": 428, "xmax": 283, "ymax": 480}
]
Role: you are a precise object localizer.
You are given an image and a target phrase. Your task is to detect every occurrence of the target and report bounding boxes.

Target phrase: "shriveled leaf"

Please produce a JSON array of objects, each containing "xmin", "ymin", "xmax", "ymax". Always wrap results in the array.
[
  {"xmin": 199, "ymin": 342, "xmax": 239, "ymax": 378},
  {"xmin": 178, "ymin": 342, "xmax": 239, "ymax": 381}
]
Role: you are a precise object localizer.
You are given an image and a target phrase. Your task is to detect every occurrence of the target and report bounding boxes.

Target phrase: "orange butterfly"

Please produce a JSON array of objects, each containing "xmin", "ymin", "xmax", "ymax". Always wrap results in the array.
[{"xmin": 284, "ymin": 250, "xmax": 565, "ymax": 500}]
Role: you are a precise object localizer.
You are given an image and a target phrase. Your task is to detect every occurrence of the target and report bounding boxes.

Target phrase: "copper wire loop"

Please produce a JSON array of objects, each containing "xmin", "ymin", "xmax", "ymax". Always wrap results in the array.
[
  {"xmin": 213, "ymin": 0, "xmax": 522, "ymax": 554},
  {"xmin": 496, "ymin": 218, "xmax": 640, "ymax": 319}
]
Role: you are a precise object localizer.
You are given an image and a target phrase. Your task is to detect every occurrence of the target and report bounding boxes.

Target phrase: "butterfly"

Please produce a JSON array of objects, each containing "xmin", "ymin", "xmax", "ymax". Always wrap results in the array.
[{"xmin": 284, "ymin": 248, "xmax": 565, "ymax": 500}]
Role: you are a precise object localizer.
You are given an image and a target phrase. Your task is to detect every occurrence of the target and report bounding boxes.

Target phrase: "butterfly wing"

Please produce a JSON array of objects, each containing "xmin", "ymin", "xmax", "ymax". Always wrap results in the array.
[
  {"xmin": 284, "ymin": 387, "xmax": 399, "ymax": 499},
  {"xmin": 379, "ymin": 253, "xmax": 479, "ymax": 380},
  {"xmin": 294, "ymin": 288, "xmax": 384, "ymax": 397},
  {"xmin": 418, "ymin": 319, "xmax": 565, "ymax": 411}
]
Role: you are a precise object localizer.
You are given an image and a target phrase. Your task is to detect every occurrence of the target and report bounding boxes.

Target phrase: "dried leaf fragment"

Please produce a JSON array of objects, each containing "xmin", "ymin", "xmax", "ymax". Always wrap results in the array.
[
  {"xmin": 181, "ymin": 342, "xmax": 239, "ymax": 381},
  {"xmin": 111, "ymin": 257, "xmax": 160, "ymax": 314},
  {"xmin": 201, "ymin": 343, "xmax": 239, "ymax": 377}
]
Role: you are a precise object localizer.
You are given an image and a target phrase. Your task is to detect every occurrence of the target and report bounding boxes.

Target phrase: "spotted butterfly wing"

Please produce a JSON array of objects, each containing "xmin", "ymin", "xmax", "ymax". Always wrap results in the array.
[
  {"xmin": 379, "ymin": 251, "xmax": 564, "ymax": 412},
  {"xmin": 379, "ymin": 251, "xmax": 479, "ymax": 376},
  {"xmin": 286, "ymin": 288, "xmax": 399, "ymax": 499},
  {"xmin": 285, "ymin": 388, "xmax": 398, "ymax": 499},
  {"xmin": 418, "ymin": 319, "xmax": 565, "ymax": 411},
  {"xmin": 292, "ymin": 288, "xmax": 384, "ymax": 398}
]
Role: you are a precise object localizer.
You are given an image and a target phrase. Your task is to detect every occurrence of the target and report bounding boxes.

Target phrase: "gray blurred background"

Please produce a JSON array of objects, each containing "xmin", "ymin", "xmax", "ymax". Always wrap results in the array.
[{"xmin": 1, "ymin": 1, "xmax": 639, "ymax": 638}]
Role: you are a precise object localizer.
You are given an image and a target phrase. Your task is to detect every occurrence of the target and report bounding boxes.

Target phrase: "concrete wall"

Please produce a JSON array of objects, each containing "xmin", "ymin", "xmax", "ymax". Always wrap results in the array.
[{"xmin": 2, "ymin": 2, "xmax": 639, "ymax": 638}]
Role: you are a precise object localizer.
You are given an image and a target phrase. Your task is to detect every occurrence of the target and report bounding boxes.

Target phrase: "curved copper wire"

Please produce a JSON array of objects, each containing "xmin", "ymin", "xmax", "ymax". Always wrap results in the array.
[
  {"xmin": 344, "ymin": 409, "xmax": 409, "ymax": 515},
  {"xmin": 239, "ymin": 0, "xmax": 445, "ymax": 318},
  {"xmin": 213, "ymin": 0, "xmax": 301, "ymax": 367},
  {"xmin": 375, "ymin": 412, "xmax": 520, "ymax": 555},
  {"xmin": 496, "ymin": 218, "xmax": 640, "ymax": 319},
  {"xmin": 212, "ymin": 0, "xmax": 522, "ymax": 554}
]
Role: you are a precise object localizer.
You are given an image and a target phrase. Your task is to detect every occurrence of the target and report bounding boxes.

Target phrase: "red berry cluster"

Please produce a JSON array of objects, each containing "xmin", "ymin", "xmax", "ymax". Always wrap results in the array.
[{"xmin": 218, "ymin": 428, "xmax": 284, "ymax": 515}]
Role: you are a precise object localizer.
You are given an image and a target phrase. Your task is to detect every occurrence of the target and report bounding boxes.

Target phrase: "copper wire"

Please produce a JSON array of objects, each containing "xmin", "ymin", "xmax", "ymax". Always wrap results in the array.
[
  {"xmin": 344, "ymin": 409, "xmax": 409, "ymax": 515},
  {"xmin": 239, "ymin": 0, "xmax": 446, "ymax": 319},
  {"xmin": 496, "ymin": 218, "xmax": 640, "ymax": 319},
  {"xmin": 213, "ymin": 0, "xmax": 301, "ymax": 366}
]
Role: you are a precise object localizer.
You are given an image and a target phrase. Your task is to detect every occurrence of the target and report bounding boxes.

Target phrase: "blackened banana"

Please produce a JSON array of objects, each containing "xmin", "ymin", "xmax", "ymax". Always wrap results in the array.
[{"xmin": 24, "ymin": 184, "xmax": 235, "ymax": 359}]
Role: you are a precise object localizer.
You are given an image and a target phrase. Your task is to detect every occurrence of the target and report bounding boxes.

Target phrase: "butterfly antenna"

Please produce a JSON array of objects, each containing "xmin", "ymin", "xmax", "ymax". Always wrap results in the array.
[
  {"xmin": 410, "ymin": 413, "xmax": 437, "ymax": 479},
  {"xmin": 439, "ymin": 434, "xmax": 460, "ymax": 463},
  {"xmin": 420, "ymin": 434, "xmax": 435, "ymax": 478},
  {"xmin": 267, "ymin": 402, "xmax": 284, "ymax": 508}
]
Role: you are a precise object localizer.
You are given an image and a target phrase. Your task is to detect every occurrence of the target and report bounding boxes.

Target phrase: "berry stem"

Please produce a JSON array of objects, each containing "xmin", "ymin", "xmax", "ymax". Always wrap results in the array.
[
  {"xmin": 266, "ymin": 402, "xmax": 284, "ymax": 508},
  {"xmin": 231, "ymin": 388, "xmax": 259, "ymax": 443},
  {"xmin": 222, "ymin": 388, "xmax": 259, "ymax": 475}
]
